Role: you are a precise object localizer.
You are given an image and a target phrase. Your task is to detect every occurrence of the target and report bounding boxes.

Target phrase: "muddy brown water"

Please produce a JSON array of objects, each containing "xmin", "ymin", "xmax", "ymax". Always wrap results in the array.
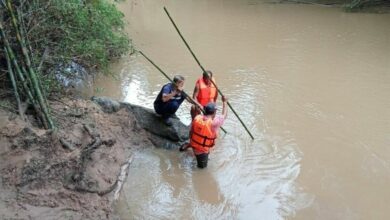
[{"xmin": 88, "ymin": 0, "xmax": 390, "ymax": 219}]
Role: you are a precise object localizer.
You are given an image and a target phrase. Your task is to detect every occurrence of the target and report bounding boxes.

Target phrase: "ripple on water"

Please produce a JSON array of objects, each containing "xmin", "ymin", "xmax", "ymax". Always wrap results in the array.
[
  {"xmin": 118, "ymin": 63, "xmax": 314, "ymax": 219},
  {"xmin": 199, "ymin": 131, "xmax": 312, "ymax": 219}
]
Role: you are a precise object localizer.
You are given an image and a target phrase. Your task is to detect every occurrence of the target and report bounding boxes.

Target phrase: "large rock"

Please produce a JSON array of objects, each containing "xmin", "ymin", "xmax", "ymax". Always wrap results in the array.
[
  {"xmin": 91, "ymin": 96, "xmax": 121, "ymax": 113},
  {"xmin": 55, "ymin": 61, "xmax": 92, "ymax": 91},
  {"xmin": 92, "ymin": 97, "xmax": 189, "ymax": 149}
]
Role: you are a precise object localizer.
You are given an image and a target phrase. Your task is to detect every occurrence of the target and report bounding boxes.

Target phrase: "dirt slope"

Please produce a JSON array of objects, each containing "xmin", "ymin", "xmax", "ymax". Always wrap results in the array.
[{"xmin": 0, "ymin": 98, "xmax": 152, "ymax": 219}]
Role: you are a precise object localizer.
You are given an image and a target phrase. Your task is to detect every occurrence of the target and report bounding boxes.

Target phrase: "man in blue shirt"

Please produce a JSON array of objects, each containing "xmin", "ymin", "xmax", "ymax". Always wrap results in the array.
[{"xmin": 154, "ymin": 75, "xmax": 187, "ymax": 126}]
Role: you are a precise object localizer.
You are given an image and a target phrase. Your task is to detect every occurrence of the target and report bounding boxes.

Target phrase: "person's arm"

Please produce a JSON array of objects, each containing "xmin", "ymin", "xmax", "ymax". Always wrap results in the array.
[
  {"xmin": 161, "ymin": 84, "xmax": 182, "ymax": 102},
  {"xmin": 214, "ymin": 90, "xmax": 218, "ymax": 103},
  {"xmin": 210, "ymin": 76, "xmax": 218, "ymax": 102},
  {"xmin": 211, "ymin": 96, "xmax": 228, "ymax": 131},
  {"xmin": 162, "ymin": 91, "xmax": 178, "ymax": 102},
  {"xmin": 192, "ymin": 83, "xmax": 199, "ymax": 100},
  {"xmin": 192, "ymin": 82, "xmax": 203, "ymax": 107},
  {"xmin": 221, "ymin": 96, "xmax": 228, "ymax": 119}
]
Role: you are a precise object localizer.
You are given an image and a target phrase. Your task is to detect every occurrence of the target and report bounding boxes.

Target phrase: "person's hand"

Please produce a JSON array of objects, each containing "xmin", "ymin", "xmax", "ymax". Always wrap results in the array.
[
  {"xmin": 196, "ymin": 104, "xmax": 203, "ymax": 111},
  {"xmin": 222, "ymin": 96, "xmax": 228, "ymax": 102},
  {"xmin": 174, "ymin": 89, "xmax": 181, "ymax": 97}
]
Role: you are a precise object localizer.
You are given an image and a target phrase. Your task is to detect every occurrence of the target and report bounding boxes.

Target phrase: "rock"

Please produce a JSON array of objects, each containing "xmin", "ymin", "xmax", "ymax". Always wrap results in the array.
[
  {"xmin": 148, "ymin": 134, "xmax": 188, "ymax": 150},
  {"xmin": 123, "ymin": 103, "xmax": 190, "ymax": 149},
  {"xmin": 92, "ymin": 97, "xmax": 190, "ymax": 149},
  {"xmin": 122, "ymin": 103, "xmax": 189, "ymax": 142},
  {"xmin": 91, "ymin": 97, "xmax": 121, "ymax": 113},
  {"xmin": 55, "ymin": 61, "xmax": 92, "ymax": 91}
]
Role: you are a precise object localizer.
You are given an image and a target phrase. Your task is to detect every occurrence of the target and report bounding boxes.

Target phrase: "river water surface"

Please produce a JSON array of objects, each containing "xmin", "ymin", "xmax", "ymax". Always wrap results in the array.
[{"xmin": 90, "ymin": 0, "xmax": 390, "ymax": 219}]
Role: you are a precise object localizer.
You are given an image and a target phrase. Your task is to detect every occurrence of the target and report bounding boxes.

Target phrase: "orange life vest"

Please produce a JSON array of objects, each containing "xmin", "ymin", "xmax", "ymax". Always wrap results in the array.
[
  {"xmin": 190, "ymin": 115, "xmax": 217, "ymax": 154},
  {"xmin": 196, "ymin": 77, "xmax": 217, "ymax": 107}
]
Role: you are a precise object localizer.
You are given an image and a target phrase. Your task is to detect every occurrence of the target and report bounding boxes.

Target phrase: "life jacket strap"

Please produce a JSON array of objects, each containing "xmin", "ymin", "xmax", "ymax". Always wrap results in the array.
[{"xmin": 191, "ymin": 130, "xmax": 216, "ymax": 148}]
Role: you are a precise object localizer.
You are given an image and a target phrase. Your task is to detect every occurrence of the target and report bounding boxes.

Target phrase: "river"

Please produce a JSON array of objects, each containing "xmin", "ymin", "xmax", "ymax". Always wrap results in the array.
[{"xmin": 89, "ymin": 0, "xmax": 390, "ymax": 219}]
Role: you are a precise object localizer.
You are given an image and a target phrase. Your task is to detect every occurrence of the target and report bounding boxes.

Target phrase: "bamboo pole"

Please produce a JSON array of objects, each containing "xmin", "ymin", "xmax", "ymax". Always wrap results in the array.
[
  {"xmin": 4, "ymin": 46, "xmax": 25, "ymax": 121},
  {"xmin": 6, "ymin": 0, "xmax": 54, "ymax": 129},
  {"xmin": 0, "ymin": 20, "xmax": 49, "ymax": 128},
  {"xmin": 16, "ymin": 7, "xmax": 49, "ymax": 109},
  {"xmin": 163, "ymin": 7, "xmax": 254, "ymax": 140},
  {"xmin": 138, "ymin": 50, "xmax": 227, "ymax": 134}
]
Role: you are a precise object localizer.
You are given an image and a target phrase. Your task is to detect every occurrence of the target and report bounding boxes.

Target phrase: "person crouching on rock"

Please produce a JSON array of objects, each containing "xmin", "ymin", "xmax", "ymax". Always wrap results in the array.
[
  {"xmin": 154, "ymin": 75, "xmax": 187, "ymax": 126},
  {"xmin": 187, "ymin": 96, "xmax": 228, "ymax": 168}
]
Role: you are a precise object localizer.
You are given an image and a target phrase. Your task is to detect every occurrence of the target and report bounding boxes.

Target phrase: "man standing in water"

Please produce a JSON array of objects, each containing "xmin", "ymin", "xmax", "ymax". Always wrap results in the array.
[
  {"xmin": 154, "ymin": 75, "xmax": 186, "ymax": 126},
  {"xmin": 187, "ymin": 96, "xmax": 228, "ymax": 168},
  {"xmin": 191, "ymin": 70, "xmax": 218, "ymax": 120}
]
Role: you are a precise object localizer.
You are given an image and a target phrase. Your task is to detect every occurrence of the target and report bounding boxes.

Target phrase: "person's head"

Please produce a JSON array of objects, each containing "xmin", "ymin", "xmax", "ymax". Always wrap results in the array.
[
  {"xmin": 202, "ymin": 70, "xmax": 213, "ymax": 85},
  {"xmin": 204, "ymin": 102, "xmax": 217, "ymax": 116},
  {"xmin": 173, "ymin": 75, "xmax": 185, "ymax": 88}
]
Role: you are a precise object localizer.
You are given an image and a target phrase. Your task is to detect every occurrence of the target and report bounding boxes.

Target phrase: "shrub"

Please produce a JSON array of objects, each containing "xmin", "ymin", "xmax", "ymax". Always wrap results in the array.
[
  {"xmin": 0, "ymin": 0, "xmax": 131, "ymax": 88},
  {"xmin": 0, "ymin": 0, "xmax": 131, "ymax": 127},
  {"xmin": 24, "ymin": 0, "xmax": 131, "ymax": 71}
]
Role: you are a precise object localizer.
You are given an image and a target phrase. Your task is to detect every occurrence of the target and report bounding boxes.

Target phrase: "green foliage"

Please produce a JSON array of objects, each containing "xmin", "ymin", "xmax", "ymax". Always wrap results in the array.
[
  {"xmin": 27, "ymin": 0, "xmax": 130, "ymax": 71},
  {"xmin": 0, "ymin": 100, "xmax": 13, "ymax": 111},
  {"xmin": 40, "ymin": 74, "xmax": 62, "ymax": 95},
  {"xmin": 94, "ymin": 87, "xmax": 105, "ymax": 94},
  {"xmin": 1, "ymin": 0, "xmax": 131, "ymax": 92},
  {"xmin": 343, "ymin": 0, "xmax": 390, "ymax": 12},
  {"xmin": 277, "ymin": 0, "xmax": 390, "ymax": 12},
  {"xmin": 345, "ymin": 0, "xmax": 365, "ymax": 10},
  {"xmin": 0, "ymin": 0, "xmax": 131, "ymax": 128}
]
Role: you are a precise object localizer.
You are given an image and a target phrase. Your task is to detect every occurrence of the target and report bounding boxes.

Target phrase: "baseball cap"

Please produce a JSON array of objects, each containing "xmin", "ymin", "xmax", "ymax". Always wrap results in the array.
[{"xmin": 204, "ymin": 102, "xmax": 216, "ymax": 115}]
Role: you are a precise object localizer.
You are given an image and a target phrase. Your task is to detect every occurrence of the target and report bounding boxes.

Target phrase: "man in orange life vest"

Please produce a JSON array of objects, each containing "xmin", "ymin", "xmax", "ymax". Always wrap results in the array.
[
  {"xmin": 190, "ymin": 70, "xmax": 218, "ymax": 120},
  {"xmin": 188, "ymin": 96, "xmax": 228, "ymax": 168}
]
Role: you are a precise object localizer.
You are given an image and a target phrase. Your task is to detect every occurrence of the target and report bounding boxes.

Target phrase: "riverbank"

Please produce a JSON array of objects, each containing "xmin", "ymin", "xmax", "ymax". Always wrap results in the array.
[
  {"xmin": 272, "ymin": 0, "xmax": 390, "ymax": 13},
  {"xmin": 0, "ymin": 97, "xmax": 188, "ymax": 219}
]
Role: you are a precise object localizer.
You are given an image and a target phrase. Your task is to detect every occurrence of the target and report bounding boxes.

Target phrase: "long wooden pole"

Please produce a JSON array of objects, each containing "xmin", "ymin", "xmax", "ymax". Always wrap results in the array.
[
  {"xmin": 138, "ymin": 50, "xmax": 227, "ymax": 134},
  {"xmin": 163, "ymin": 7, "xmax": 254, "ymax": 140}
]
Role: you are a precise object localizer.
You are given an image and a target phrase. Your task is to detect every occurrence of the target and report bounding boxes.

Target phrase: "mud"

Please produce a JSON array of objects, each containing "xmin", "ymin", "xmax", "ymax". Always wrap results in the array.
[{"xmin": 0, "ymin": 97, "xmax": 184, "ymax": 219}]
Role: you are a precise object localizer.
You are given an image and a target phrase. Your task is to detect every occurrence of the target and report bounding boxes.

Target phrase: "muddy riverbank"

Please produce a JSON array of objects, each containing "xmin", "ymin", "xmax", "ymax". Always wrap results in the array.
[
  {"xmin": 275, "ymin": 0, "xmax": 390, "ymax": 13},
  {"xmin": 0, "ymin": 97, "xmax": 188, "ymax": 219}
]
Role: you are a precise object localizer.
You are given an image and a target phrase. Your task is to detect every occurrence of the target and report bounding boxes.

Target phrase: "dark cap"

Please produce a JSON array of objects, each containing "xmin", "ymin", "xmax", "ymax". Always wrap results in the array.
[{"xmin": 204, "ymin": 102, "xmax": 216, "ymax": 115}]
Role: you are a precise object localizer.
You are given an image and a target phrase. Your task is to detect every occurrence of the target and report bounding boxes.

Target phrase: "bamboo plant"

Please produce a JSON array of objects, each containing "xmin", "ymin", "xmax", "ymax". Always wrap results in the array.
[{"xmin": 1, "ymin": 1, "xmax": 54, "ymax": 129}]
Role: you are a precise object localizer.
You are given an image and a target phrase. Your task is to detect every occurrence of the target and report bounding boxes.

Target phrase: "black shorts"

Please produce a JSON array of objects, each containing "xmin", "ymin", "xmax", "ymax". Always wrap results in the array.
[{"xmin": 195, "ymin": 153, "xmax": 209, "ymax": 169}]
